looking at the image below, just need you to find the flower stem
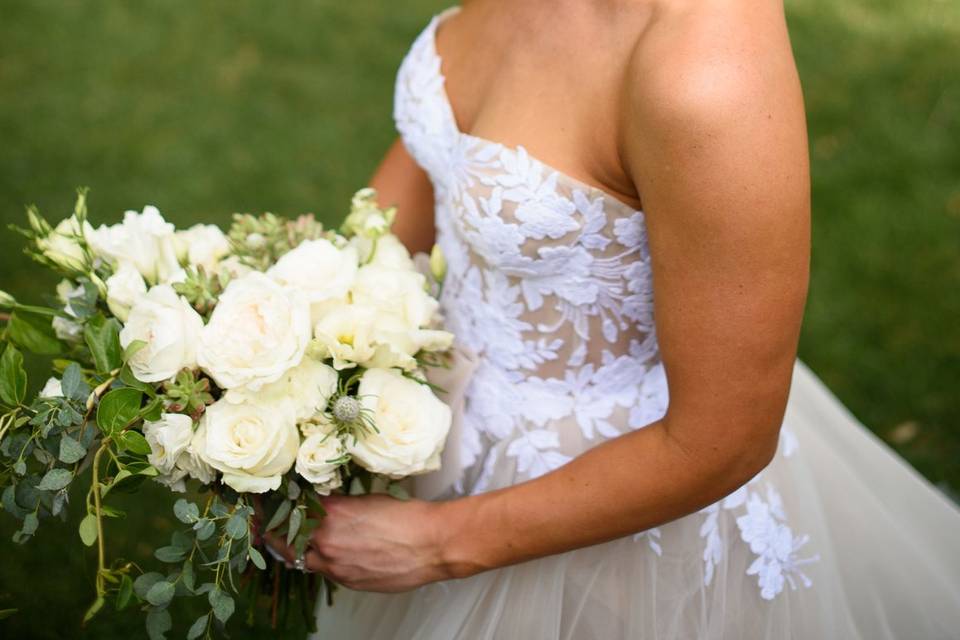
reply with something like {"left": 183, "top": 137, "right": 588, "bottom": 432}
{"left": 91, "top": 440, "right": 110, "bottom": 595}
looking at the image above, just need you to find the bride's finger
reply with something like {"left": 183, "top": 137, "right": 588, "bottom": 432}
{"left": 261, "top": 529, "right": 296, "bottom": 567}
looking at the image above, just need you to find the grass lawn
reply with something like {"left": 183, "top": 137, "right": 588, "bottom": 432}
{"left": 0, "top": 0, "right": 958, "bottom": 637}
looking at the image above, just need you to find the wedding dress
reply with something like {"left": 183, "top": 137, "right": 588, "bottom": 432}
{"left": 313, "top": 8, "right": 960, "bottom": 639}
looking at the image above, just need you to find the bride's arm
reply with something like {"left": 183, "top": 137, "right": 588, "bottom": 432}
{"left": 433, "top": 5, "right": 810, "bottom": 579}
{"left": 268, "top": 5, "right": 810, "bottom": 592}
{"left": 368, "top": 137, "right": 436, "bottom": 254}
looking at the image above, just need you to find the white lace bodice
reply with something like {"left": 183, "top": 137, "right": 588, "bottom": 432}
{"left": 394, "top": 7, "right": 818, "bottom": 602}
{"left": 395, "top": 8, "right": 668, "bottom": 479}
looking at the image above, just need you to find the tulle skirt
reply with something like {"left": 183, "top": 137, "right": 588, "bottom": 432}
{"left": 311, "top": 361, "right": 960, "bottom": 639}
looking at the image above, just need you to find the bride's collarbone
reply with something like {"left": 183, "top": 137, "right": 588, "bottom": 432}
{"left": 437, "top": 14, "right": 644, "bottom": 209}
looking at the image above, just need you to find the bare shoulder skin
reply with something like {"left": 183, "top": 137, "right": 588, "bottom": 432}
{"left": 269, "top": 0, "right": 811, "bottom": 592}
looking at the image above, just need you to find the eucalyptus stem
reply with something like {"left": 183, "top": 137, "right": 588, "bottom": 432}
{"left": 91, "top": 440, "right": 110, "bottom": 594}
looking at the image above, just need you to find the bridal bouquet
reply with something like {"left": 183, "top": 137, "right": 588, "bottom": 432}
{"left": 0, "top": 188, "right": 453, "bottom": 638}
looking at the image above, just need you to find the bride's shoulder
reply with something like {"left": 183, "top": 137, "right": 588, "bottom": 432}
{"left": 622, "top": 0, "right": 802, "bottom": 127}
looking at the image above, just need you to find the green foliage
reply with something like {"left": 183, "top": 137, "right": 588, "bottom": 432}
{"left": 95, "top": 388, "right": 143, "bottom": 436}
{"left": 83, "top": 315, "right": 122, "bottom": 374}
{"left": 6, "top": 311, "right": 61, "bottom": 355}
{"left": 0, "top": 345, "right": 27, "bottom": 407}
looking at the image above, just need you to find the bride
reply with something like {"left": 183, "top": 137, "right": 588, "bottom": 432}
{"left": 268, "top": 1, "right": 960, "bottom": 637}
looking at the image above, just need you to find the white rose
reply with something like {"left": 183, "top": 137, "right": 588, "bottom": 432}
{"left": 350, "top": 234, "right": 414, "bottom": 270}
{"left": 313, "top": 303, "right": 380, "bottom": 369}
{"left": 105, "top": 262, "right": 147, "bottom": 321}
{"left": 120, "top": 284, "right": 204, "bottom": 383}
{"left": 176, "top": 224, "right": 231, "bottom": 272}
{"left": 88, "top": 206, "right": 181, "bottom": 283}
{"left": 193, "top": 397, "right": 300, "bottom": 493}
{"left": 295, "top": 432, "right": 344, "bottom": 495}
{"left": 143, "top": 413, "right": 194, "bottom": 475}
{"left": 347, "top": 368, "right": 451, "bottom": 478}
{"left": 39, "top": 377, "right": 63, "bottom": 398}
{"left": 37, "top": 215, "right": 94, "bottom": 272}
{"left": 351, "top": 265, "right": 438, "bottom": 329}
{"left": 225, "top": 356, "right": 338, "bottom": 422}
{"left": 197, "top": 272, "right": 311, "bottom": 391}
{"left": 267, "top": 239, "right": 358, "bottom": 316}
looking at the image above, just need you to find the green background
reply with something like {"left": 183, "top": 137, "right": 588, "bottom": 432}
{"left": 1, "top": 0, "right": 958, "bottom": 637}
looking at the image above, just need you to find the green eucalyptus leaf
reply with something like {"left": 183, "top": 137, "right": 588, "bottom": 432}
{"left": 83, "top": 315, "right": 122, "bottom": 373}
{"left": 7, "top": 311, "right": 61, "bottom": 355}
{"left": 174, "top": 499, "right": 200, "bottom": 524}
{"left": 194, "top": 519, "right": 215, "bottom": 541}
{"left": 37, "top": 467, "right": 72, "bottom": 491}
{"left": 96, "top": 388, "right": 142, "bottom": 435}
{"left": 58, "top": 434, "right": 86, "bottom": 464}
{"left": 133, "top": 572, "right": 164, "bottom": 599}
{"left": 145, "top": 607, "right": 172, "bottom": 640}
{"left": 60, "top": 363, "right": 84, "bottom": 400}
{"left": 0, "top": 344, "right": 27, "bottom": 407}
{"left": 248, "top": 546, "right": 266, "bottom": 570}
{"left": 209, "top": 589, "right": 235, "bottom": 624}
{"left": 79, "top": 513, "right": 98, "bottom": 546}
{"left": 21, "top": 512, "right": 39, "bottom": 536}
{"left": 145, "top": 580, "right": 176, "bottom": 607}
{"left": 181, "top": 560, "right": 196, "bottom": 592}
{"left": 226, "top": 513, "right": 248, "bottom": 540}
{"left": 154, "top": 546, "right": 187, "bottom": 563}
{"left": 265, "top": 499, "right": 291, "bottom": 532}
{"left": 186, "top": 614, "right": 208, "bottom": 640}
{"left": 287, "top": 506, "right": 303, "bottom": 547}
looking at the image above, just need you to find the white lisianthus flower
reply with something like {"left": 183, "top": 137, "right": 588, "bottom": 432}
{"left": 351, "top": 265, "right": 438, "bottom": 330}
{"left": 225, "top": 356, "right": 338, "bottom": 422}
{"left": 313, "top": 303, "right": 380, "bottom": 370}
{"left": 88, "top": 206, "right": 181, "bottom": 283}
{"left": 119, "top": 284, "right": 204, "bottom": 383}
{"left": 295, "top": 432, "right": 344, "bottom": 495}
{"left": 39, "top": 377, "right": 63, "bottom": 398}
{"left": 175, "top": 223, "right": 231, "bottom": 272}
{"left": 105, "top": 262, "right": 147, "bottom": 321}
{"left": 267, "top": 238, "right": 358, "bottom": 314}
{"left": 347, "top": 368, "right": 451, "bottom": 478}
{"left": 37, "top": 215, "right": 94, "bottom": 272}
{"left": 350, "top": 233, "right": 414, "bottom": 270}
{"left": 197, "top": 272, "right": 311, "bottom": 391}
{"left": 193, "top": 397, "right": 300, "bottom": 493}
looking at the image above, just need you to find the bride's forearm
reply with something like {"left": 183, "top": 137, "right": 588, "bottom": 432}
{"left": 434, "top": 418, "right": 775, "bottom": 579}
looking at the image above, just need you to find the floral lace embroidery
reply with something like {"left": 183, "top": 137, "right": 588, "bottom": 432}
{"left": 394, "top": 8, "right": 817, "bottom": 602}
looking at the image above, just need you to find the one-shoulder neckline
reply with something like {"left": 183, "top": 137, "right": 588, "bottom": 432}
{"left": 427, "top": 7, "right": 644, "bottom": 217}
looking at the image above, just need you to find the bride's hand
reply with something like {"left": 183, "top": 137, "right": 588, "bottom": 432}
{"left": 261, "top": 493, "right": 457, "bottom": 593}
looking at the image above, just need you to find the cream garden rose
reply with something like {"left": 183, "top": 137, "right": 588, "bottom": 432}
{"left": 143, "top": 413, "right": 194, "bottom": 475}
{"left": 197, "top": 272, "right": 311, "bottom": 391}
{"left": 193, "top": 396, "right": 300, "bottom": 493}
{"left": 105, "top": 262, "right": 147, "bottom": 321}
{"left": 143, "top": 413, "right": 215, "bottom": 492}
{"left": 120, "top": 284, "right": 204, "bottom": 383}
{"left": 175, "top": 223, "right": 231, "bottom": 272}
{"left": 225, "top": 356, "right": 338, "bottom": 422}
{"left": 88, "top": 206, "right": 181, "bottom": 283}
{"left": 295, "top": 432, "right": 344, "bottom": 495}
{"left": 347, "top": 368, "right": 451, "bottom": 478}
{"left": 351, "top": 264, "right": 439, "bottom": 330}
{"left": 267, "top": 238, "right": 358, "bottom": 314}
